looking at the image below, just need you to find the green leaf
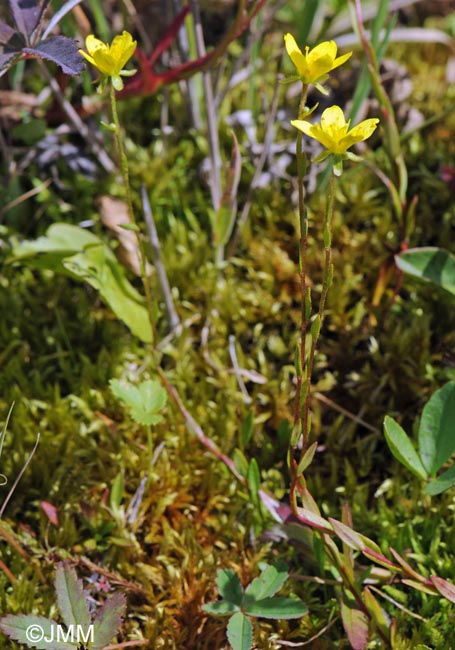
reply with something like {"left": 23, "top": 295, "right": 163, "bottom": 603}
{"left": 383, "top": 416, "right": 427, "bottom": 480}
{"left": 226, "top": 612, "right": 253, "bottom": 650}
{"left": 296, "top": 506, "right": 333, "bottom": 533}
{"left": 55, "top": 563, "right": 91, "bottom": 631}
{"left": 241, "top": 411, "right": 254, "bottom": 447}
{"left": 424, "top": 464, "right": 455, "bottom": 496}
{"left": 395, "top": 247, "right": 455, "bottom": 296}
{"left": 10, "top": 223, "right": 101, "bottom": 268}
{"left": 245, "top": 561, "right": 288, "bottom": 601}
{"left": 389, "top": 547, "right": 427, "bottom": 582}
{"left": 243, "top": 596, "right": 308, "bottom": 619}
{"left": 247, "top": 458, "right": 261, "bottom": 508}
{"left": 10, "top": 224, "right": 153, "bottom": 342}
{"left": 232, "top": 448, "right": 249, "bottom": 478}
{"left": 110, "top": 473, "right": 124, "bottom": 511}
{"left": 215, "top": 569, "right": 243, "bottom": 606}
{"left": 109, "top": 379, "right": 167, "bottom": 426}
{"left": 0, "top": 614, "right": 74, "bottom": 649}
{"left": 91, "top": 592, "right": 126, "bottom": 650}
{"left": 401, "top": 579, "right": 438, "bottom": 596}
{"left": 418, "top": 381, "right": 455, "bottom": 475}
{"left": 362, "top": 587, "right": 389, "bottom": 639}
{"left": 213, "top": 131, "right": 241, "bottom": 250}
{"left": 202, "top": 601, "right": 239, "bottom": 616}
{"left": 63, "top": 244, "right": 152, "bottom": 343}
{"left": 328, "top": 518, "right": 381, "bottom": 555}
{"left": 297, "top": 441, "right": 318, "bottom": 474}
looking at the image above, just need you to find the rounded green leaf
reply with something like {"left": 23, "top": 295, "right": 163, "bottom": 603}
{"left": 226, "top": 612, "right": 253, "bottom": 650}
{"left": 424, "top": 463, "right": 455, "bottom": 496}
{"left": 396, "top": 247, "right": 455, "bottom": 296}
{"left": 243, "top": 596, "right": 308, "bottom": 619}
{"left": 383, "top": 416, "right": 427, "bottom": 480}
{"left": 418, "top": 381, "right": 455, "bottom": 475}
{"left": 215, "top": 569, "right": 243, "bottom": 606}
{"left": 245, "top": 561, "right": 288, "bottom": 601}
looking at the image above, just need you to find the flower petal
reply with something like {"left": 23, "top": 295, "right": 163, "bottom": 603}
{"left": 79, "top": 50, "right": 96, "bottom": 66}
{"left": 284, "top": 33, "right": 308, "bottom": 79}
{"left": 110, "top": 31, "right": 137, "bottom": 71}
{"left": 331, "top": 50, "right": 352, "bottom": 71}
{"left": 307, "top": 40, "right": 337, "bottom": 65}
{"left": 292, "top": 119, "right": 336, "bottom": 152}
{"left": 321, "top": 105, "right": 348, "bottom": 140}
{"left": 290, "top": 119, "right": 313, "bottom": 137}
{"left": 340, "top": 118, "right": 379, "bottom": 150}
{"left": 85, "top": 34, "right": 105, "bottom": 56}
{"left": 309, "top": 123, "right": 338, "bottom": 151}
{"left": 91, "top": 48, "right": 118, "bottom": 75}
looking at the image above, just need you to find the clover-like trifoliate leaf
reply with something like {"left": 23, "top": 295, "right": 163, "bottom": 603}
{"left": 109, "top": 379, "right": 167, "bottom": 425}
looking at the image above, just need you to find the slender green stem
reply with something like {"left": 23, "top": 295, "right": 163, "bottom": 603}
{"left": 109, "top": 83, "right": 158, "bottom": 351}
{"left": 300, "top": 171, "right": 335, "bottom": 462}
{"left": 292, "top": 87, "right": 309, "bottom": 458}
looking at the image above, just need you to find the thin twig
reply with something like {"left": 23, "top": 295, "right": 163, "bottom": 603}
{"left": 215, "top": 0, "right": 287, "bottom": 109}
{"left": 120, "top": 0, "right": 152, "bottom": 51}
{"left": 228, "top": 335, "right": 252, "bottom": 404}
{"left": 188, "top": 0, "right": 222, "bottom": 211}
{"left": 156, "top": 368, "right": 282, "bottom": 521}
{"left": 0, "top": 522, "right": 30, "bottom": 560}
{"left": 369, "top": 585, "right": 428, "bottom": 621}
{"left": 0, "top": 433, "right": 40, "bottom": 519}
{"left": 42, "top": 0, "right": 84, "bottom": 39}
{"left": 172, "top": 0, "right": 203, "bottom": 129}
{"left": 38, "top": 62, "right": 115, "bottom": 173}
{"left": 227, "top": 57, "right": 282, "bottom": 256}
{"left": 0, "top": 558, "right": 17, "bottom": 584}
{"left": 0, "top": 179, "right": 52, "bottom": 220}
{"left": 157, "top": 367, "right": 244, "bottom": 482}
{"left": 276, "top": 616, "right": 338, "bottom": 646}
{"left": 313, "top": 392, "right": 380, "bottom": 434}
{"left": 141, "top": 185, "right": 181, "bottom": 332}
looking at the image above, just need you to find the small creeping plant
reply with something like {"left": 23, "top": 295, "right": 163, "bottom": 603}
{"left": 203, "top": 561, "right": 307, "bottom": 650}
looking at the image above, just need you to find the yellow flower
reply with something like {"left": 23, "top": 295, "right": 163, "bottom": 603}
{"left": 284, "top": 33, "right": 352, "bottom": 86}
{"left": 79, "top": 31, "right": 137, "bottom": 90}
{"left": 291, "top": 105, "right": 379, "bottom": 155}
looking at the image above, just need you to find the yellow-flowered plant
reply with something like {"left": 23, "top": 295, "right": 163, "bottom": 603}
{"left": 284, "top": 33, "right": 351, "bottom": 90}
{"left": 79, "top": 31, "right": 137, "bottom": 91}
{"left": 291, "top": 104, "right": 379, "bottom": 166}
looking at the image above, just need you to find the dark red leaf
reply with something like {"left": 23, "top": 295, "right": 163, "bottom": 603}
{"left": 9, "top": 0, "right": 50, "bottom": 40}
{"left": 23, "top": 35, "right": 84, "bottom": 75}
{"left": 0, "top": 20, "right": 18, "bottom": 44}
{"left": 148, "top": 6, "right": 189, "bottom": 67}
{"left": 120, "top": 0, "right": 267, "bottom": 99}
